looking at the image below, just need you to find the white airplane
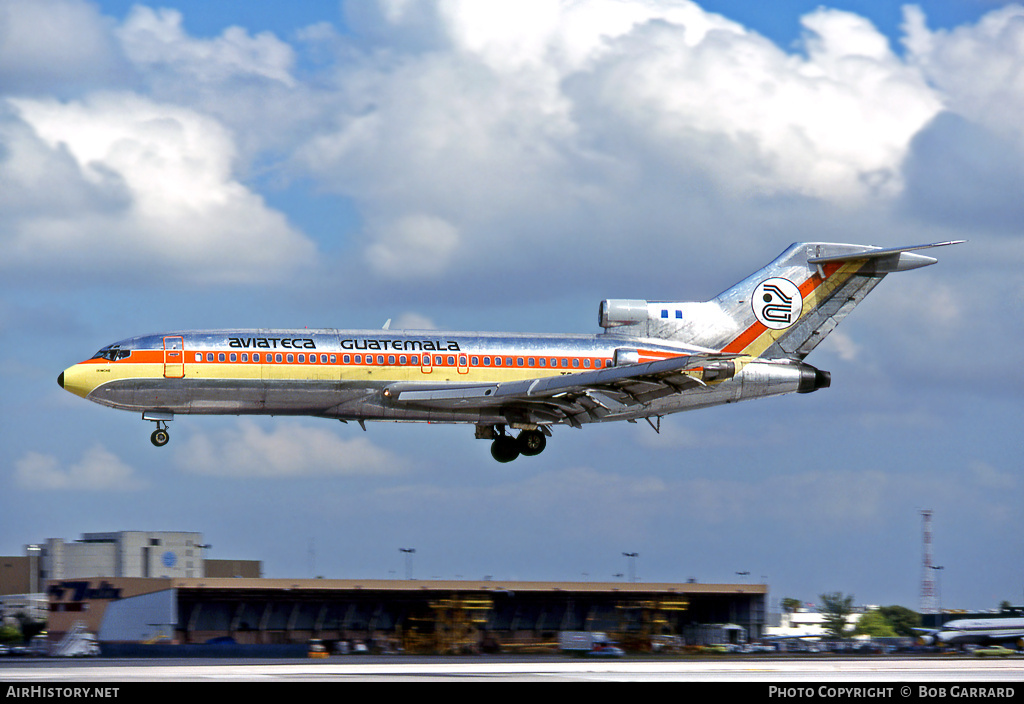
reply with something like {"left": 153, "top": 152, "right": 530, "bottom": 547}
{"left": 917, "top": 617, "right": 1024, "bottom": 649}
{"left": 58, "top": 241, "right": 961, "bottom": 462}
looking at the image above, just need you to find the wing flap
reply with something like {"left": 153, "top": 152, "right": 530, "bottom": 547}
{"left": 388, "top": 384, "right": 500, "bottom": 405}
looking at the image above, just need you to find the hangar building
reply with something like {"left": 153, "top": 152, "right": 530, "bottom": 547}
{"left": 46, "top": 576, "right": 767, "bottom": 654}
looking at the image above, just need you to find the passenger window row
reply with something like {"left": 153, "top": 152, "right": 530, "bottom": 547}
{"left": 191, "top": 352, "right": 612, "bottom": 369}
{"left": 195, "top": 352, "right": 339, "bottom": 364}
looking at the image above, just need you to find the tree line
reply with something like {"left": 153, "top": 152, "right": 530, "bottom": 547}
{"left": 782, "top": 593, "right": 921, "bottom": 639}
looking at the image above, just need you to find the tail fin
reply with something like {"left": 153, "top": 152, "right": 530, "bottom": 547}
{"left": 599, "top": 241, "right": 962, "bottom": 360}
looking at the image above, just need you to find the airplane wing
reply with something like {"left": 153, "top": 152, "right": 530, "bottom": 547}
{"left": 383, "top": 353, "right": 740, "bottom": 427}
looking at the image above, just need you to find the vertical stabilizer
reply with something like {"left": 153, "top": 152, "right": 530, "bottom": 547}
{"left": 600, "top": 241, "right": 961, "bottom": 360}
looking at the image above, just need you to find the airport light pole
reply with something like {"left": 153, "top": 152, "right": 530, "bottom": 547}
{"left": 735, "top": 571, "right": 752, "bottom": 640}
{"left": 400, "top": 548, "right": 416, "bottom": 580}
{"left": 622, "top": 552, "right": 638, "bottom": 583}
{"left": 25, "top": 545, "right": 40, "bottom": 595}
{"left": 931, "top": 565, "right": 945, "bottom": 626}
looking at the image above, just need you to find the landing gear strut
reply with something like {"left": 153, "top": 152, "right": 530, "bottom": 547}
{"left": 480, "top": 425, "right": 548, "bottom": 463}
{"left": 143, "top": 411, "right": 174, "bottom": 447}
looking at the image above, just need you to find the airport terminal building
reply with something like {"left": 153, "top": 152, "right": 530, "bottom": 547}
{"left": 45, "top": 576, "right": 767, "bottom": 654}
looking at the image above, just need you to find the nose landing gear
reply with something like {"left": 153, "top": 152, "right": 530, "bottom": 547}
{"left": 151, "top": 426, "right": 170, "bottom": 447}
{"left": 143, "top": 411, "right": 174, "bottom": 447}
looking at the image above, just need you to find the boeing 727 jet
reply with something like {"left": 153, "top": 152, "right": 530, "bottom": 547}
{"left": 58, "top": 241, "right": 960, "bottom": 462}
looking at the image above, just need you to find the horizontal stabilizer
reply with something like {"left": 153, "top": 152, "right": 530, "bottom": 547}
{"left": 806, "top": 241, "right": 965, "bottom": 272}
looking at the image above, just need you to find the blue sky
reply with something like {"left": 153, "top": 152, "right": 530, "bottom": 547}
{"left": 2, "top": 0, "right": 1022, "bottom": 613}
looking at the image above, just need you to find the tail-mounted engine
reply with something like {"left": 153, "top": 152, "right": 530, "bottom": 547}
{"left": 599, "top": 299, "right": 648, "bottom": 331}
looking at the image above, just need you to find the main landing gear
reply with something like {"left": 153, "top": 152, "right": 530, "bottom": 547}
{"left": 143, "top": 411, "right": 173, "bottom": 447}
{"left": 478, "top": 425, "right": 548, "bottom": 463}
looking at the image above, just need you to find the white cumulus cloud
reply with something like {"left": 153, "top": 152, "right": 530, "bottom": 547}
{"left": 116, "top": 6, "right": 297, "bottom": 87}
{"left": 570, "top": 6, "right": 941, "bottom": 202}
{"left": 904, "top": 4, "right": 1024, "bottom": 149}
{"left": 15, "top": 445, "right": 146, "bottom": 491}
{"left": 365, "top": 214, "right": 461, "bottom": 279}
{"left": 0, "top": 0, "right": 124, "bottom": 93}
{"left": 2, "top": 93, "right": 316, "bottom": 284}
{"left": 174, "top": 420, "right": 408, "bottom": 477}
{"left": 293, "top": 0, "right": 951, "bottom": 287}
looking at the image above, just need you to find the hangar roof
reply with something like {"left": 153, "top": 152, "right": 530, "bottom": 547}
{"left": 163, "top": 577, "right": 766, "bottom": 595}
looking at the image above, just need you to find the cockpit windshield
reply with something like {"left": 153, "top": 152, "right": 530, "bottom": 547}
{"left": 94, "top": 346, "right": 132, "bottom": 362}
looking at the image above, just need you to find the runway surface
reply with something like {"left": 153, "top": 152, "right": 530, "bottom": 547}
{"left": 2, "top": 656, "right": 1023, "bottom": 682}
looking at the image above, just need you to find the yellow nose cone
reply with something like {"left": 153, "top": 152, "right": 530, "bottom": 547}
{"left": 58, "top": 364, "right": 96, "bottom": 399}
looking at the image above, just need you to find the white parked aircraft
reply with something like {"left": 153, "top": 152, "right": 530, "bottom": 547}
{"left": 59, "top": 241, "right": 960, "bottom": 461}
{"left": 917, "top": 617, "right": 1024, "bottom": 649}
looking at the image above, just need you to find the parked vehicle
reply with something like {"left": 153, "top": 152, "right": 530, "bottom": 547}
{"left": 585, "top": 642, "right": 625, "bottom": 658}
{"left": 53, "top": 624, "right": 101, "bottom": 657}
{"left": 559, "top": 631, "right": 624, "bottom": 657}
{"left": 559, "top": 631, "right": 612, "bottom": 652}
{"left": 28, "top": 635, "right": 50, "bottom": 657}
{"left": 973, "top": 645, "right": 1015, "bottom": 657}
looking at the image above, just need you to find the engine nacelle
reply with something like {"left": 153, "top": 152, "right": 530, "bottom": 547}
{"left": 599, "top": 299, "right": 648, "bottom": 330}
{"left": 613, "top": 348, "right": 640, "bottom": 366}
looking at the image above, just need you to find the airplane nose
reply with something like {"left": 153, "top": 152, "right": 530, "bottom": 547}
{"left": 59, "top": 364, "right": 94, "bottom": 399}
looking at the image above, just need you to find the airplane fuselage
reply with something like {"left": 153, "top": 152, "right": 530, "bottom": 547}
{"left": 58, "top": 241, "right": 960, "bottom": 460}
{"left": 59, "top": 328, "right": 817, "bottom": 426}
{"left": 930, "top": 618, "right": 1024, "bottom": 648}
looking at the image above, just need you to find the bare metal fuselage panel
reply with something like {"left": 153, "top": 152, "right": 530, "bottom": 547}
{"left": 64, "top": 330, "right": 811, "bottom": 426}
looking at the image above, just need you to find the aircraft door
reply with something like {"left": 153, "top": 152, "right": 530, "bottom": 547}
{"left": 420, "top": 350, "right": 432, "bottom": 374}
{"left": 163, "top": 336, "right": 185, "bottom": 378}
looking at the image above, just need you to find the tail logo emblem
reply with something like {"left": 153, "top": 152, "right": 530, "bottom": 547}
{"left": 753, "top": 278, "right": 802, "bottom": 329}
